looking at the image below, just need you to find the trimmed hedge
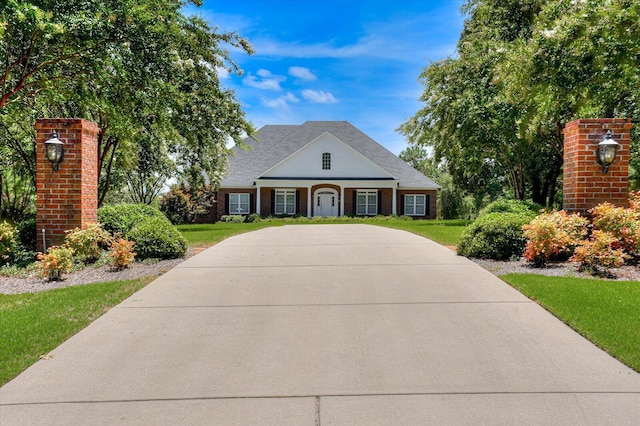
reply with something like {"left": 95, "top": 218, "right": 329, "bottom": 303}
{"left": 479, "top": 199, "right": 542, "bottom": 216}
{"left": 98, "top": 204, "right": 167, "bottom": 236}
{"left": 98, "top": 203, "right": 187, "bottom": 260}
{"left": 457, "top": 211, "right": 535, "bottom": 260}
{"left": 127, "top": 217, "right": 187, "bottom": 260}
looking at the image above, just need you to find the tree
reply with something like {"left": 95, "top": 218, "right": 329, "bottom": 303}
{"left": 400, "top": 0, "right": 551, "bottom": 204}
{"left": 401, "top": 0, "right": 640, "bottom": 207}
{"left": 126, "top": 133, "right": 176, "bottom": 205}
{"left": 399, "top": 144, "right": 498, "bottom": 219}
{"left": 1, "top": 0, "right": 255, "bottom": 208}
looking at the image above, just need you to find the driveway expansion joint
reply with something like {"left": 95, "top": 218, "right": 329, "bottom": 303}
{"left": 4, "top": 391, "right": 640, "bottom": 408}
{"left": 116, "top": 300, "right": 534, "bottom": 310}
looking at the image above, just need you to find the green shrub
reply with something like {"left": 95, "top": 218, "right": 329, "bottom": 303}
{"left": 244, "top": 213, "right": 262, "bottom": 223}
{"left": 16, "top": 216, "right": 36, "bottom": 252}
{"left": 220, "top": 214, "right": 245, "bottom": 223}
{"left": 127, "top": 217, "right": 187, "bottom": 260}
{"left": 159, "top": 184, "right": 215, "bottom": 225}
{"left": 0, "top": 221, "right": 19, "bottom": 266}
{"left": 159, "top": 186, "right": 193, "bottom": 225}
{"left": 64, "top": 223, "right": 112, "bottom": 264}
{"left": 98, "top": 203, "right": 167, "bottom": 236}
{"left": 479, "top": 199, "right": 542, "bottom": 217}
{"left": 457, "top": 211, "right": 535, "bottom": 260}
{"left": 0, "top": 218, "right": 37, "bottom": 267}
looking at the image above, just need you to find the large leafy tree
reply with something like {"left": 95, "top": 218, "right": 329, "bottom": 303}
{"left": 402, "top": 0, "right": 640, "bottom": 206}
{"left": 400, "top": 0, "right": 548, "bottom": 203}
{"left": 0, "top": 0, "right": 254, "bottom": 213}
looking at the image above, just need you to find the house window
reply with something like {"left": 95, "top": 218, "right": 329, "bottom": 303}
{"left": 322, "top": 152, "right": 331, "bottom": 170}
{"left": 404, "top": 194, "right": 426, "bottom": 216}
{"left": 229, "top": 193, "right": 250, "bottom": 214}
{"left": 275, "top": 189, "right": 296, "bottom": 215}
{"left": 356, "top": 190, "right": 377, "bottom": 215}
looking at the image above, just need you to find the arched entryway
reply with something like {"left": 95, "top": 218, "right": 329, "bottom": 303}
{"left": 313, "top": 188, "right": 339, "bottom": 217}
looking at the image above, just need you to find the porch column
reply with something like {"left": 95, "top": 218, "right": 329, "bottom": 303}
{"left": 340, "top": 186, "right": 345, "bottom": 216}
{"left": 392, "top": 186, "right": 397, "bottom": 215}
{"left": 307, "top": 185, "right": 312, "bottom": 218}
{"left": 255, "top": 183, "right": 261, "bottom": 215}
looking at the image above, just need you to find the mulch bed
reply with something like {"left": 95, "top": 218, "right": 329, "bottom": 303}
{"left": 472, "top": 258, "right": 640, "bottom": 281}
{"left": 0, "top": 247, "right": 201, "bottom": 295}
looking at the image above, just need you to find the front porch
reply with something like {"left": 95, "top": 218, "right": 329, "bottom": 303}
{"left": 217, "top": 179, "right": 436, "bottom": 220}
{"left": 257, "top": 179, "right": 398, "bottom": 218}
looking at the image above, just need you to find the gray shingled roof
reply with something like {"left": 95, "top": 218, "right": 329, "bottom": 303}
{"left": 221, "top": 121, "right": 440, "bottom": 189}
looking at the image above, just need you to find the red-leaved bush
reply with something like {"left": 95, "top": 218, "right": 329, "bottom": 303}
{"left": 590, "top": 202, "right": 640, "bottom": 255}
{"left": 522, "top": 193, "right": 640, "bottom": 273}
{"left": 109, "top": 238, "right": 136, "bottom": 270}
{"left": 571, "top": 230, "right": 629, "bottom": 272}
{"left": 522, "top": 210, "right": 588, "bottom": 266}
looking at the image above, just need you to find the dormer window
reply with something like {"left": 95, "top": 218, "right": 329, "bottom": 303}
{"left": 322, "top": 152, "right": 331, "bottom": 170}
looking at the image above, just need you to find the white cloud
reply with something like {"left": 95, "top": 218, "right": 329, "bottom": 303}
{"left": 247, "top": 9, "right": 462, "bottom": 63}
{"left": 288, "top": 66, "right": 317, "bottom": 80}
{"left": 263, "top": 92, "right": 299, "bottom": 109}
{"left": 243, "top": 69, "right": 286, "bottom": 90}
{"left": 301, "top": 90, "right": 338, "bottom": 104}
{"left": 216, "top": 67, "right": 231, "bottom": 80}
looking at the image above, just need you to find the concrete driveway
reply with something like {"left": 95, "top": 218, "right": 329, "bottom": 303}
{"left": 1, "top": 224, "right": 639, "bottom": 425}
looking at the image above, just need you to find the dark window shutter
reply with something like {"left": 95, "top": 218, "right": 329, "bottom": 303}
{"left": 400, "top": 194, "right": 405, "bottom": 215}
{"left": 250, "top": 193, "right": 254, "bottom": 214}
{"left": 377, "top": 190, "right": 382, "bottom": 215}
{"left": 425, "top": 194, "right": 430, "bottom": 217}
{"left": 270, "top": 190, "right": 275, "bottom": 215}
{"left": 225, "top": 193, "right": 229, "bottom": 215}
{"left": 352, "top": 191, "right": 357, "bottom": 215}
{"left": 296, "top": 190, "right": 301, "bottom": 215}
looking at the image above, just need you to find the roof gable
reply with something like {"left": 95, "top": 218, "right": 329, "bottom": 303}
{"left": 260, "top": 131, "right": 394, "bottom": 179}
{"left": 221, "top": 121, "right": 440, "bottom": 189}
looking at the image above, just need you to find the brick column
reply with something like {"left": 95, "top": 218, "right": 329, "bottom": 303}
{"left": 36, "top": 119, "right": 99, "bottom": 252}
{"left": 563, "top": 118, "right": 631, "bottom": 215}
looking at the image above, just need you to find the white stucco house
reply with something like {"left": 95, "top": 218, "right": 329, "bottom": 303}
{"left": 215, "top": 121, "right": 440, "bottom": 220}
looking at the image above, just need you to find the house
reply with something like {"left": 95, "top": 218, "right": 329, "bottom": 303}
{"left": 215, "top": 121, "right": 440, "bottom": 220}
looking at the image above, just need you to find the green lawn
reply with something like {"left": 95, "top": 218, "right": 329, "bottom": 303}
{"left": 502, "top": 273, "right": 640, "bottom": 372}
{"left": 177, "top": 222, "right": 281, "bottom": 246}
{"left": 0, "top": 276, "right": 154, "bottom": 386}
{"left": 371, "top": 219, "right": 470, "bottom": 246}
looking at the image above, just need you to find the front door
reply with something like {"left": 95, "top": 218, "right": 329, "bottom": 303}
{"left": 318, "top": 191, "right": 338, "bottom": 217}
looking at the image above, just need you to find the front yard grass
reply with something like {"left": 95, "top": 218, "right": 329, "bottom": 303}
{"left": 371, "top": 218, "right": 470, "bottom": 246}
{"left": 177, "top": 222, "right": 281, "bottom": 246}
{"left": 501, "top": 273, "right": 640, "bottom": 372}
{"left": 0, "top": 276, "right": 154, "bottom": 386}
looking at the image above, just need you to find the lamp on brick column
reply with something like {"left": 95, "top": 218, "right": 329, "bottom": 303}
{"left": 597, "top": 130, "right": 619, "bottom": 174}
{"left": 45, "top": 131, "right": 64, "bottom": 171}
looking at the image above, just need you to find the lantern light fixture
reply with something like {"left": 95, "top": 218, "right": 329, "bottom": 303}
{"left": 597, "top": 130, "right": 619, "bottom": 174}
{"left": 44, "top": 131, "right": 64, "bottom": 171}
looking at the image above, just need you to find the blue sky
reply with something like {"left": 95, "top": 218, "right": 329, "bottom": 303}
{"left": 186, "top": 0, "right": 466, "bottom": 155}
